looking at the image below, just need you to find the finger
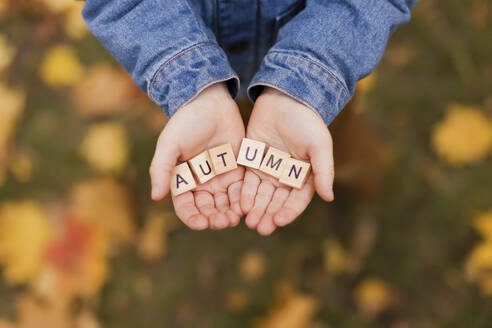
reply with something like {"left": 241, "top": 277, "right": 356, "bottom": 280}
{"left": 172, "top": 192, "right": 208, "bottom": 230}
{"left": 240, "top": 170, "right": 260, "bottom": 213}
{"left": 149, "top": 133, "right": 180, "bottom": 201}
{"left": 309, "top": 138, "right": 335, "bottom": 202}
{"left": 257, "top": 188, "right": 289, "bottom": 236}
{"left": 195, "top": 190, "right": 228, "bottom": 229}
{"left": 245, "top": 182, "right": 275, "bottom": 229}
{"left": 214, "top": 191, "right": 229, "bottom": 212}
{"left": 227, "top": 181, "right": 243, "bottom": 226}
{"left": 273, "top": 176, "right": 315, "bottom": 227}
{"left": 228, "top": 180, "right": 243, "bottom": 216}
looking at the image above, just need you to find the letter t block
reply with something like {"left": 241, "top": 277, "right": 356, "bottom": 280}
{"left": 170, "top": 162, "right": 197, "bottom": 196}
{"left": 208, "top": 143, "right": 238, "bottom": 175}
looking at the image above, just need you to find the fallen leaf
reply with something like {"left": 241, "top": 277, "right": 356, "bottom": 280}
{"left": 353, "top": 278, "right": 395, "bottom": 318}
{"left": 68, "top": 178, "right": 135, "bottom": 244}
{"left": 238, "top": 250, "right": 266, "bottom": 282}
{"left": 9, "top": 151, "right": 32, "bottom": 183}
{"left": 224, "top": 289, "right": 248, "bottom": 311}
{"left": 323, "top": 238, "right": 348, "bottom": 275}
{"left": 80, "top": 122, "right": 129, "bottom": 174}
{"left": 72, "top": 66, "right": 138, "bottom": 118}
{"left": 0, "top": 83, "right": 25, "bottom": 162}
{"left": 0, "top": 201, "right": 51, "bottom": 285}
{"left": 473, "top": 210, "right": 492, "bottom": 241}
{"left": 138, "top": 212, "right": 167, "bottom": 261}
{"left": 39, "top": 45, "right": 84, "bottom": 88}
{"left": 64, "top": 2, "right": 87, "bottom": 39}
{"left": 0, "top": 34, "right": 16, "bottom": 72}
{"left": 432, "top": 104, "right": 492, "bottom": 165}
{"left": 254, "top": 281, "right": 318, "bottom": 328}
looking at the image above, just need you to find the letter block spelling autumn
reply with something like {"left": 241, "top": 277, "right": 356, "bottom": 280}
{"left": 279, "top": 158, "right": 311, "bottom": 189}
{"left": 170, "top": 162, "right": 197, "bottom": 196}
{"left": 188, "top": 150, "right": 216, "bottom": 184}
{"left": 236, "top": 138, "right": 266, "bottom": 169}
{"left": 259, "top": 146, "right": 290, "bottom": 178}
{"left": 208, "top": 143, "right": 238, "bottom": 175}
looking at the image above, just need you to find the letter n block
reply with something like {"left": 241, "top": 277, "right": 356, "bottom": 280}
{"left": 279, "top": 158, "right": 311, "bottom": 189}
{"left": 236, "top": 138, "right": 266, "bottom": 169}
{"left": 170, "top": 162, "right": 196, "bottom": 196}
{"left": 208, "top": 143, "right": 237, "bottom": 175}
{"left": 188, "top": 150, "right": 216, "bottom": 184}
{"left": 259, "top": 147, "right": 290, "bottom": 178}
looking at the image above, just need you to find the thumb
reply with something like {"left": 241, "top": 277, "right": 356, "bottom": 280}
{"left": 149, "top": 132, "right": 181, "bottom": 201}
{"left": 309, "top": 139, "right": 335, "bottom": 202}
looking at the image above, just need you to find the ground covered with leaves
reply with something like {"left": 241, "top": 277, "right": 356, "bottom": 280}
{"left": 1, "top": 0, "right": 491, "bottom": 327}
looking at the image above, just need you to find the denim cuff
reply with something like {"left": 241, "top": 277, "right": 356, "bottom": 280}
{"left": 149, "top": 43, "right": 240, "bottom": 117}
{"left": 248, "top": 51, "right": 351, "bottom": 125}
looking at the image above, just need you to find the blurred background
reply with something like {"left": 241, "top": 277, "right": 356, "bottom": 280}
{"left": 1, "top": 0, "right": 492, "bottom": 327}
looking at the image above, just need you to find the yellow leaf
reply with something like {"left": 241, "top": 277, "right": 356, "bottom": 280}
{"left": 0, "top": 34, "right": 16, "bottom": 72}
{"left": 74, "top": 310, "right": 101, "bottom": 328}
{"left": 0, "top": 201, "right": 51, "bottom": 285}
{"left": 68, "top": 178, "right": 135, "bottom": 244}
{"left": 138, "top": 212, "right": 167, "bottom": 261}
{"left": 465, "top": 241, "right": 492, "bottom": 281}
{"left": 72, "top": 66, "right": 137, "bottom": 118}
{"left": 254, "top": 282, "right": 318, "bottom": 328}
{"left": 9, "top": 151, "right": 33, "bottom": 183}
{"left": 353, "top": 278, "right": 395, "bottom": 317}
{"left": 357, "top": 72, "right": 377, "bottom": 95}
{"left": 432, "top": 104, "right": 492, "bottom": 165}
{"left": 473, "top": 211, "right": 492, "bottom": 241}
{"left": 238, "top": 250, "right": 266, "bottom": 282}
{"left": 39, "top": 45, "right": 84, "bottom": 88}
{"left": 0, "top": 83, "right": 25, "bottom": 161}
{"left": 39, "top": 0, "right": 74, "bottom": 13}
{"left": 323, "top": 238, "right": 348, "bottom": 275}
{"left": 80, "top": 122, "right": 129, "bottom": 174}
{"left": 64, "top": 2, "right": 87, "bottom": 39}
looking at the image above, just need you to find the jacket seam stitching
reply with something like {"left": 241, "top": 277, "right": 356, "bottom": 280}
{"left": 267, "top": 50, "right": 350, "bottom": 100}
{"left": 148, "top": 42, "right": 218, "bottom": 99}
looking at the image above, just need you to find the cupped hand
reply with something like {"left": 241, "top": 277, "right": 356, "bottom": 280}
{"left": 240, "top": 87, "right": 335, "bottom": 235}
{"left": 150, "top": 83, "right": 245, "bottom": 230}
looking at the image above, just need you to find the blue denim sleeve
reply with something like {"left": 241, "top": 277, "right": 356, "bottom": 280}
{"left": 82, "top": 0, "right": 239, "bottom": 117}
{"left": 248, "top": 0, "right": 418, "bottom": 125}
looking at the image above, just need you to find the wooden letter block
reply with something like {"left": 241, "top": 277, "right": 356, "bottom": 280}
{"left": 208, "top": 143, "right": 237, "bottom": 175}
{"left": 188, "top": 150, "right": 216, "bottom": 184}
{"left": 236, "top": 138, "right": 266, "bottom": 169}
{"left": 170, "top": 162, "right": 196, "bottom": 196}
{"left": 279, "top": 158, "right": 311, "bottom": 189}
{"left": 259, "top": 147, "right": 290, "bottom": 178}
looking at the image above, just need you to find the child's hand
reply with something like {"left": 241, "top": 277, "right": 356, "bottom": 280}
{"left": 241, "top": 87, "right": 335, "bottom": 235}
{"left": 150, "top": 83, "right": 245, "bottom": 230}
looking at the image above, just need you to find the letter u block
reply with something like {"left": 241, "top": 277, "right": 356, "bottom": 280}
{"left": 208, "top": 143, "right": 238, "bottom": 175}
{"left": 188, "top": 150, "right": 216, "bottom": 184}
{"left": 279, "top": 158, "right": 311, "bottom": 189}
{"left": 259, "top": 147, "right": 290, "bottom": 178}
{"left": 170, "top": 162, "right": 196, "bottom": 196}
{"left": 236, "top": 138, "right": 266, "bottom": 169}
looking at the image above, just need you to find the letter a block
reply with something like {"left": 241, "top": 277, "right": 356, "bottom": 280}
{"left": 188, "top": 150, "right": 216, "bottom": 184}
{"left": 170, "top": 162, "right": 196, "bottom": 196}
{"left": 279, "top": 158, "right": 311, "bottom": 189}
{"left": 208, "top": 143, "right": 237, "bottom": 175}
{"left": 236, "top": 138, "right": 266, "bottom": 169}
{"left": 259, "top": 147, "right": 290, "bottom": 178}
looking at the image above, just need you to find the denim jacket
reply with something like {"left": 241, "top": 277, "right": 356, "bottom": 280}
{"left": 82, "top": 0, "right": 417, "bottom": 125}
